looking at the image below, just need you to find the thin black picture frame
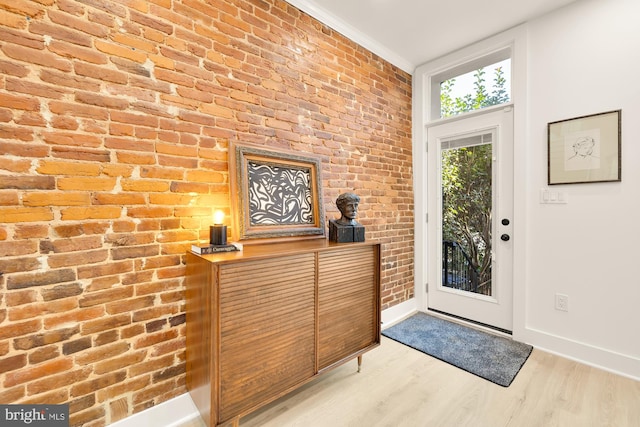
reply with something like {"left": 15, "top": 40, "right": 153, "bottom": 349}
{"left": 548, "top": 110, "right": 621, "bottom": 185}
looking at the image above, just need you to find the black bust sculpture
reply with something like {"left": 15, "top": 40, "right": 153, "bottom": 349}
{"left": 329, "top": 192, "right": 365, "bottom": 243}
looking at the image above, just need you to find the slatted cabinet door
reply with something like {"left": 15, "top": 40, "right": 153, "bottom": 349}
{"left": 317, "top": 245, "right": 380, "bottom": 370}
{"left": 217, "top": 252, "right": 316, "bottom": 423}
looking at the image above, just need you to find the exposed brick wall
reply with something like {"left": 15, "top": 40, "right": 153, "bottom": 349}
{"left": 0, "top": 0, "right": 413, "bottom": 425}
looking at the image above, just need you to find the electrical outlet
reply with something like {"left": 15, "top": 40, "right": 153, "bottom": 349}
{"left": 555, "top": 294, "right": 569, "bottom": 312}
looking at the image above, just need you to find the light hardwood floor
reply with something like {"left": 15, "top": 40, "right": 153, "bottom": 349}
{"left": 182, "top": 337, "right": 640, "bottom": 427}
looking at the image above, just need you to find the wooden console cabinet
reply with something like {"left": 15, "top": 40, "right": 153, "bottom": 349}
{"left": 186, "top": 240, "right": 381, "bottom": 427}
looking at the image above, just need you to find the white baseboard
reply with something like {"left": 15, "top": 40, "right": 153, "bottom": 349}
{"left": 109, "top": 393, "right": 200, "bottom": 427}
{"left": 381, "top": 298, "right": 417, "bottom": 330}
{"left": 522, "top": 326, "right": 640, "bottom": 381}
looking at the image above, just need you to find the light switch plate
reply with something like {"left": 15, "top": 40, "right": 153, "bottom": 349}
{"left": 540, "top": 189, "right": 568, "bottom": 204}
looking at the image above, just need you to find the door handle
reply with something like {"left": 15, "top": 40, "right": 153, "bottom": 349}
{"left": 500, "top": 234, "right": 510, "bottom": 241}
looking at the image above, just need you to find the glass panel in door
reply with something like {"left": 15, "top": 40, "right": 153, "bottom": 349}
{"left": 441, "top": 133, "right": 493, "bottom": 297}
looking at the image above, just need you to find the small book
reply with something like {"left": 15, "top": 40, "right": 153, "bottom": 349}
{"left": 191, "top": 244, "right": 241, "bottom": 254}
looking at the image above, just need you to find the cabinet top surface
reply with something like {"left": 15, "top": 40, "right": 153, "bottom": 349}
{"left": 189, "top": 239, "right": 380, "bottom": 264}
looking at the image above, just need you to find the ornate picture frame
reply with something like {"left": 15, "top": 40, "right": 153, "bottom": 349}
{"left": 548, "top": 110, "right": 621, "bottom": 185}
{"left": 229, "top": 142, "right": 326, "bottom": 242}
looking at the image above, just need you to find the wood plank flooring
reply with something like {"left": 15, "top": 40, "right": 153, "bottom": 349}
{"left": 181, "top": 336, "right": 640, "bottom": 427}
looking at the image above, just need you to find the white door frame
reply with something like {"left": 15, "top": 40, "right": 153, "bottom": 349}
{"left": 412, "top": 25, "right": 528, "bottom": 339}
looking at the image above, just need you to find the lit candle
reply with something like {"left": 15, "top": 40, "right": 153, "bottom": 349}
{"left": 209, "top": 210, "right": 227, "bottom": 245}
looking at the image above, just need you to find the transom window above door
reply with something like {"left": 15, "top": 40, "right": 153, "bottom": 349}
{"left": 430, "top": 49, "right": 511, "bottom": 120}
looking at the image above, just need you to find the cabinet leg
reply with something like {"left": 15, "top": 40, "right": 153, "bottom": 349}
{"left": 231, "top": 417, "right": 240, "bottom": 427}
{"left": 357, "top": 355, "right": 362, "bottom": 373}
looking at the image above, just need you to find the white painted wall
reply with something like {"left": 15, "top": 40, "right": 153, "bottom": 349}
{"left": 520, "top": 0, "right": 640, "bottom": 378}
{"left": 413, "top": 0, "right": 639, "bottom": 379}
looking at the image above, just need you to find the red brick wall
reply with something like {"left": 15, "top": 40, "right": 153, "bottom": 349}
{"left": 0, "top": 0, "right": 413, "bottom": 425}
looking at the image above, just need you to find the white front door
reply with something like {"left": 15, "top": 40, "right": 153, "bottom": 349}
{"left": 427, "top": 107, "right": 514, "bottom": 331}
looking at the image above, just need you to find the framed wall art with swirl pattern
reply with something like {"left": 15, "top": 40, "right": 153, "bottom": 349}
{"left": 229, "top": 142, "right": 326, "bottom": 243}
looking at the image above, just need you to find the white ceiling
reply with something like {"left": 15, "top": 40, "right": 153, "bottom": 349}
{"left": 285, "top": 0, "right": 577, "bottom": 72}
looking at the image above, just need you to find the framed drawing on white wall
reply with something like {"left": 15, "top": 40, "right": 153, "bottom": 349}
{"left": 548, "top": 110, "right": 621, "bottom": 185}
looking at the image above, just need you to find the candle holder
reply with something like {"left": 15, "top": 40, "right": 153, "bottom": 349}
{"left": 209, "top": 224, "right": 227, "bottom": 246}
